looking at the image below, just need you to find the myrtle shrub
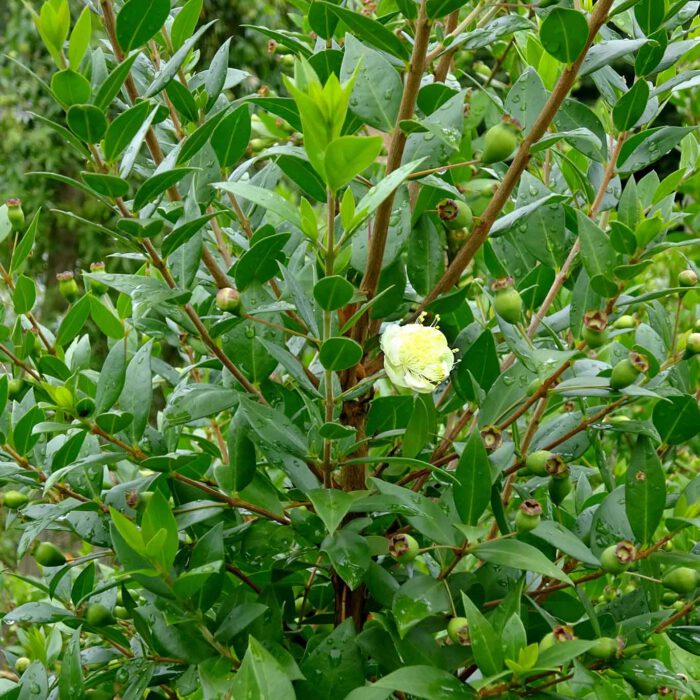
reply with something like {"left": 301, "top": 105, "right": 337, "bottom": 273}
{"left": 0, "top": 1, "right": 699, "bottom": 698}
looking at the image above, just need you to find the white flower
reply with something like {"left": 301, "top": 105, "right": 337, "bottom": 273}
{"left": 380, "top": 320, "right": 455, "bottom": 394}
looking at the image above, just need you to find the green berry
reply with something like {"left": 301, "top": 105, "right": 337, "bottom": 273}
{"left": 582, "top": 310, "right": 608, "bottom": 348}
{"left": 515, "top": 499, "right": 542, "bottom": 533}
{"left": 14, "top": 656, "right": 31, "bottom": 673}
{"left": 600, "top": 541, "right": 636, "bottom": 574}
{"left": 612, "top": 314, "right": 636, "bottom": 330}
{"left": 678, "top": 269, "right": 698, "bottom": 288}
{"left": 85, "top": 603, "right": 114, "bottom": 626}
{"left": 88, "top": 261, "right": 109, "bottom": 295}
{"left": 216, "top": 287, "right": 242, "bottom": 314}
{"left": 662, "top": 567, "right": 699, "bottom": 595}
{"left": 57, "top": 271, "right": 79, "bottom": 303}
{"left": 2, "top": 490, "right": 29, "bottom": 509}
{"left": 481, "top": 122, "right": 518, "bottom": 164}
{"left": 610, "top": 352, "right": 648, "bottom": 390}
{"left": 388, "top": 533, "right": 419, "bottom": 563}
{"left": 114, "top": 605, "right": 130, "bottom": 620}
{"left": 437, "top": 198, "right": 473, "bottom": 231}
{"left": 492, "top": 277, "right": 522, "bottom": 324}
{"left": 6, "top": 198, "right": 25, "bottom": 231}
{"left": 33, "top": 541, "right": 67, "bottom": 567}
{"left": 684, "top": 332, "right": 700, "bottom": 358}
{"left": 525, "top": 450, "right": 552, "bottom": 476}
{"left": 446, "top": 617, "right": 470, "bottom": 645}
{"left": 588, "top": 636, "right": 619, "bottom": 659}
{"left": 548, "top": 475, "right": 571, "bottom": 505}
{"left": 8, "top": 377, "right": 24, "bottom": 399}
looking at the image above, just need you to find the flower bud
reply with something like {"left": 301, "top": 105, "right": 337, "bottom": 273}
{"left": 678, "top": 269, "right": 698, "bottom": 288}
{"left": 600, "top": 540, "right": 636, "bottom": 574}
{"left": 446, "top": 617, "right": 470, "bottom": 646}
{"left": 515, "top": 499, "right": 542, "bottom": 533}
{"left": 436, "top": 198, "right": 473, "bottom": 231}
{"left": 492, "top": 277, "right": 522, "bottom": 324}
{"left": 216, "top": 287, "right": 242, "bottom": 314}
{"left": 88, "top": 261, "right": 108, "bottom": 295}
{"left": 582, "top": 310, "right": 608, "bottom": 348}
{"left": 388, "top": 533, "right": 419, "bottom": 563}
{"left": 610, "top": 352, "right": 648, "bottom": 390}
{"left": 6, "top": 198, "right": 25, "bottom": 231}
{"left": 56, "top": 271, "right": 79, "bottom": 302}
{"left": 380, "top": 320, "right": 455, "bottom": 394}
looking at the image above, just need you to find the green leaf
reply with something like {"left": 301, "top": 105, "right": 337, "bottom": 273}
{"left": 321, "top": 530, "right": 371, "bottom": 590}
{"left": 577, "top": 211, "right": 617, "bottom": 283}
{"left": 308, "top": 1, "right": 340, "bottom": 40}
{"left": 133, "top": 168, "right": 195, "bottom": 211}
{"left": 58, "top": 627, "right": 83, "bottom": 698}
{"left": 580, "top": 38, "right": 650, "bottom": 77}
{"left": 625, "top": 436, "right": 666, "bottom": 545}
{"left": 171, "top": 0, "right": 203, "bottom": 49}
{"left": 12, "top": 275, "right": 36, "bottom": 314}
{"left": 426, "top": 0, "right": 465, "bottom": 19}
{"left": 239, "top": 396, "right": 308, "bottom": 459}
{"left": 177, "top": 108, "right": 230, "bottom": 164}
{"left": 10, "top": 211, "right": 40, "bottom": 273}
{"left": 319, "top": 337, "right": 363, "bottom": 371}
{"left": 104, "top": 101, "right": 153, "bottom": 162}
{"left": 164, "top": 384, "right": 239, "bottom": 426}
{"left": 461, "top": 592, "right": 504, "bottom": 677}
{"left": 407, "top": 215, "right": 444, "bottom": 296}
{"left": 51, "top": 69, "right": 91, "bottom": 106}
{"left": 474, "top": 540, "right": 573, "bottom": 585}
{"left": 142, "top": 489, "right": 178, "bottom": 569}
{"left": 231, "top": 637, "right": 296, "bottom": 700}
{"left": 531, "top": 520, "right": 600, "bottom": 567}
{"left": 652, "top": 394, "right": 700, "bottom": 445}
{"left": 324, "top": 136, "right": 383, "bottom": 192}
{"left": 95, "top": 341, "right": 127, "bottom": 415}
{"left": 162, "top": 213, "right": 222, "bottom": 257}
{"left": 590, "top": 486, "right": 635, "bottom": 557}
{"left": 308, "top": 489, "right": 366, "bottom": 536}
{"left": 56, "top": 295, "right": 91, "bottom": 347}
{"left": 454, "top": 433, "right": 491, "bottom": 526}
{"left": 540, "top": 8, "right": 589, "bottom": 64}
{"left": 211, "top": 105, "right": 251, "bottom": 167}
{"left": 80, "top": 172, "right": 129, "bottom": 198}
{"left": 119, "top": 340, "right": 153, "bottom": 442}
{"left": 392, "top": 574, "right": 450, "bottom": 637}
{"left": 89, "top": 295, "right": 124, "bottom": 339}
{"left": 119, "top": 106, "right": 160, "bottom": 178}
{"left": 634, "top": 0, "right": 666, "bottom": 36}
{"left": 204, "top": 37, "right": 231, "bottom": 111}
{"left": 374, "top": 666, "right": 474, "bottom": 698}
{"left": 68, "top": 6, "right": 91, "bottom": 70}
{"left": 315, "top": 2, "right": 410, "bottom": 60}
{"left": 314, "top": 275, "right": 354, "bottom": 311}
{"left": 234, "top": 232, "right": 290, "bottom": 290}
{"left": 214, "top": 181, "right": 301, "bottom": 228}
{"left": 66, "top": 104, "right": 107, "bottom": 144}
{"left": 166, "top": 79, "right": 200, "bottom": 122}
{"left": 116, "top": 0, "right": 170, "bottom": 52}
{"left": 613, "top": 80, "right": 650, "bottom": 132}
{"left": 618, "top": 126, "right": 693, "bottom": 174}
{"left": 94, "top": 53, "right": 139, "bottom": 111}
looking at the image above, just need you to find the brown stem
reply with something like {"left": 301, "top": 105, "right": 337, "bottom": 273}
{"left": 414, "top": 0, "right": 616, "bottom": 315}
{"left": 0, "top": 343, "right": 41, "bottom": 381}
{"left": 225, "top": 562, "right": 262, "bottom": 593}
{"left": 433, "top": 10, "right": 459, "bottom": 82}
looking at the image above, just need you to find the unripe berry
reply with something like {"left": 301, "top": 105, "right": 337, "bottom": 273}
{"left": 525, "top": 450, "right": 552, "bottom": 476}
{"left": 215, "top": 287, "right": 242, "bottom": 314}
{"left": 481, "top": 122, "right": 518, "bottom": 164}
{"left": 515, "top": 499, "right": 542, "bottom": 533}
{"left": 684, "top": 332, "right": 700, "bottom": 358}
{"left": 678, "top": 269, "right": 698, "bottom": 288}
{"left": 33, "top": 541, "right": 67, "bottom": 567}
{"left": 388, "top": 533, "right": 419, "bottom": 563}
{"left": 582, "top": 310, "right": 608, "bottom": 349}
{"left": 56, "top": 271, "right": 79, "bottom": 303}
{"left": 588, "top": 636, "right": 620, "bottom": 659}
{"left": 446, "top": 617, "right": 470, "bottom": 645}
{"left": 436, "top": 198, "right": 473, "bottom": 231}
{"left": 612, "top": 314, "right": 636, "bottom": 330}
{"left": 6, "top": 198, "right": 25, "bottom": 231}
{"left": 114, "top": 605, "right": 130, "bottom": 620}
{"left": 14, "top": 657, "right": 31, "bottom": 674}
{"left": 662, "top": 567, "right": 699, "bottom": 595}
{"left": 88, "top": 261, "right": 109, "bottom": 295}
{"left": 610, "top": 352, "right": 648, "bottom": 390}
{"left": 2, "top": 490, "right": 29, "bottom": 509}
{"left": 8, "top": 377, "right": 24, "bottom": 399}
{"left": 492, "top": 277, "right": 522, "bottom": 324}
{"left": 600, "top": 541, "right": 636, "bottom": 574}
{"left": 548, "top": 475, "right": 571, "bottom": 505}
{"left": 85, "top": 603, "right": 114, "bottom": 626}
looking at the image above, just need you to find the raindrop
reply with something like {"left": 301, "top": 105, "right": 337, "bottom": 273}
{"left": 529, "top": 186, "right": 538, "bottom": 196}
{"left": 511, "top": 94, "right": 520, "bottom": 103}
{"left": 424, "top": 133, "right": 435, "bottom": 142}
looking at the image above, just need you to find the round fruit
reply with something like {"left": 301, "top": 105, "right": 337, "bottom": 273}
{"left": 582, "top": 310, "right": 608, "bottom": 348}
{"left": 684, "top": 332, "right": 700, "bottom": 357}
{"left": 610, "top": 352, "right": 648, "bottom": 390}
{"left": 85, "top": 603, "right": 114, "bottom": 626}
{"left": 678, "top": 269, "right": 698, "bottom": 288}
{"left": 662, "top": 567, "right": 699, "bottom": 595}
{"left": 56, "top": 271, "right": 79, "bottom": 302}
{"left": 14, "top": 656, "right": 31, "bottom": 673}
{"left": 492, "top": 277, "right": 522, "bottom": 324}
{"left": 515, "top": 499, "right": 542, "bottom": 533}
{"left": 436, "top": 198, "right": 473, "bottom": 231}
{"left": 6, "top": 198, "right": 25, "bottom": 231}
{"left": 8, "top": 378, "right": 24, "bottom": 399}
{"left": 548, "top": 475, "right": 571, "bottom": 505}
{"left": 216, "top": 287, "right": 242, "bottom": 314}
{"left": 446, "top": 617, "right": 470, "bottom": 645}
{"left": 588, "top": 636, "right": 619, "bottom": 659}
{"left": 600, "top": 541, "right": 636, "bottom": 574}
{"left": 525, "top": 450, "right": 552, "bottom": 476}
{"left": 2, "top": 490, "right": 29, "bottom": 509}
{"left": 388, "top": 533, "right": 419, "bottom": 563}
{"left": 114, "top": 605, "right": 130, "bottom": 620}
{"left": 481, "top": 122, "right": 518, "bottom": 164}
{"left": 613, "top": 314, "right": 636, "bottom": 330}
{"left": 88, "top": 261, "right": 108, "bottom": 295}
{"left": 33, "top": 541, "right": 67, "bottom": 567}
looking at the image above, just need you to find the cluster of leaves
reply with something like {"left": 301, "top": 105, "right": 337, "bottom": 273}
{"left": 0, "top": 0, "right": 699, "bottom": 698}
